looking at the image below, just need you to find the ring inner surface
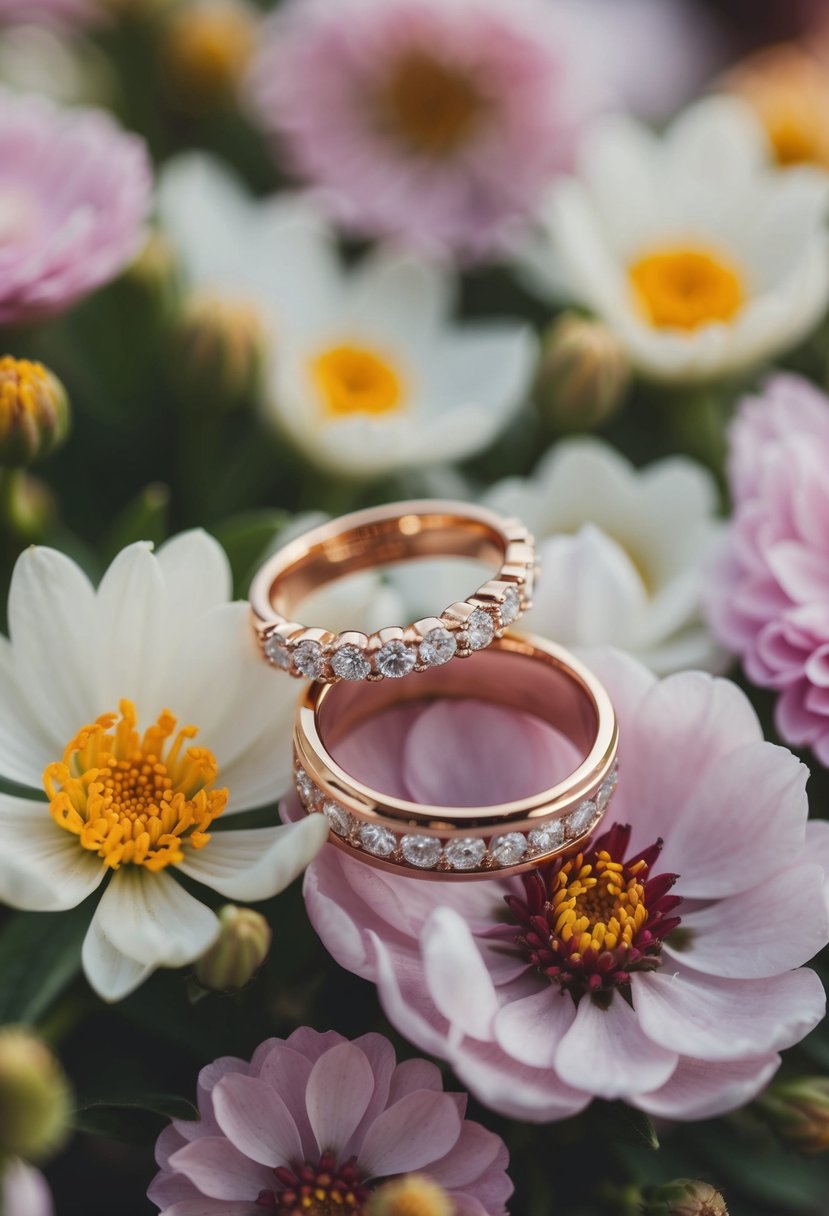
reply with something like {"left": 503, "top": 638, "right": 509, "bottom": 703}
{"left": 271, "top": 513, "right": 505, "bottom": 616}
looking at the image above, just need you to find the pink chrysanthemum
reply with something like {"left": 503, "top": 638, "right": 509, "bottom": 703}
{"left": 247, "top": 0, "right": 596, "bottom": 259}
{"left": 706, "top": 375, "right": 829, "bottom": 765}
{"left": 294, "top": 652, "right": 829, "bottom": 1122}
{"left": 148, "top": 1027, "right": 512, "bottom": 1215}
{"left": 0, "top": 90, "right": 151, "bottom": 326}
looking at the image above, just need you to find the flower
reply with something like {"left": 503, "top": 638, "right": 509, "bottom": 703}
{"left": 0, "top": 356, "right": 70, "bottom": 467}
{"left": 0, "top": 89, "right": 152, "bottom": 326}
{"left": 757, "top": 1075, "right": 829, "bottom": 1152}
{"left": 161, "top": 0, "right": 257, "bottom": 113}
{"left": 724, "top": 43, "right": 829, "bottom": 169}
{"left": 533, "top": 314, "right": 631, "bottom": 431}
{"left": 158, "top": 155, "right": 536, "bottom": 477}
{"left": 0, "top": 0, "right": 98, "bottom": 28}
{"left": 524, "top": 96, "right": 829, "bottom": 383}
{"left": 1, "top": 1159, "right": 54, "bottom": 1216}
{"left": 296, "top": 651, "right": 829, "bottom": 1121}
{"left": 0, "top": 1027, "right": 71, "bottom": 1160}
{"left": 148, "top": 1027, "right": 512, "bottom": 1214}
{"left": 246, "top": 0, "right": 597, "bottom": 260}
{"left": 705, "top": 374, "right": 829, "bottom": 764}
{"left": 192, "top": 904, "right": 272, "bottom": 993}
{"left": 0, "top": 531, "right": 328, "bottom": 1002}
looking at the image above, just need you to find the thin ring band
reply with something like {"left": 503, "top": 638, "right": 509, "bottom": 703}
{"left": 291, "top": 634, "right": 619, "bottom": 880}
{"left": 249, "top": 500, "right": 535, "bottom": 683}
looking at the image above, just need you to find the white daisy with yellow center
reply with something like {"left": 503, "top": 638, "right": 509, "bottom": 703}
{"left": 158, "top": 153, "right": 536, "bottom": 476}
{"left": 525, "top": 95, "right": 829, "bottom": 383}
{"left": 0, "top": 532, "right": 328, "bottom": 1002}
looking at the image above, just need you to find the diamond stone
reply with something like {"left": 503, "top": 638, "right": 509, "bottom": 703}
{"left": 264, "top": 634, "right": 292, "bottom": 670}
{"left": 597, "top": 769, "right": 618, "bottom": 812}
{"left": 359, "top": 823, "right": 396, "bottom": 857}
{"left": 376, "top": 640, "right": 416, "bottom": 679}
{"left": 331, "top": 644, "right": 371, "bottom": 681}
{"left": 444, "top": 837, "right": 486, "bottom": 871}
{"left": 419, "top": 627, "right": 457, "bottom": 667}
{"left": 295, "top": 767, "right": 315, "bottom": 804}
{"left": 499, "top": 586, "right": 521, "bottom": 626}
{"left": 323, "top": 800, "right": 351, "bottom": 837}
{"left": 466, "top": 608, "right": 495, "bottom": 650}
{"left": 566, "top": 800, "right": 596, "bottom": 838}
{"left": 528, "top": 819, "right": 565, "bottom": 853}
{"left": 491, "top": 833, "right": 527, "bottom": 867}
{"left": 400, "top": 834, "right": 442, "bottom": 868}
{"left": 294, "top": 639, "right": 326, "bottom": 679}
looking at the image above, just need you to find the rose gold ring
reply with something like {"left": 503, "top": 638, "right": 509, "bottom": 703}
{"left": 292, "top": 634, "right": 619, "bottom": 880}
{"left": 249, "top": 500, "right": 535, "bottom": 683}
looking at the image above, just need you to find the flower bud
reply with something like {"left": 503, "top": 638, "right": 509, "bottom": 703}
{"left": 122, "top": 231, "right": 180, "bottom": 322}
{"left": 0, "top": 357, "right": 70, "bottom": 468}
{"left": 533, "top": 313, "right": 630, "bottom": 432}
{"left": 170, "top": 293, "right": 266, "bottom": 412}
{"left": 758, "top": 1075, "right": 829, "bottom": 1152}
{"left": 193, "top": 905, "right": 272, "bottom": 992}
{"left": 366, "top": 1174, "right": 454, "bottom": 1216}
{"left": 641, "top": 1179, "right": 729, "bottom": 1216}
{"left": 162, "top": 0, "right": 257, "bottom": 112}
{"left": 4, "top": 473, "right": 57, "bottom": 542}
{"left": 0, "top": 1028, "right": 71, "bottom": 1161}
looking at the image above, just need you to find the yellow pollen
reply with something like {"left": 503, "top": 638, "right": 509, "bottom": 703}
{"left": 377, "top": 49, "right": 489, "bottom": 157}
{"left": 366, "top": 1173, "right": 453, "bottom": 1216}
{"left": 549, "top": 850, "right": 648, "bottom": 956}
{"left": 44, "top": 700, "right": 227, "bottom": 872}
{"left": 311, "top": 344, "right": 404, "bottom": 418}
{"left": 629, "top": 245, "right": 745, "bottom": 331}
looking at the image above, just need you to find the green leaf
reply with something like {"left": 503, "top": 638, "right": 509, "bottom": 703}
{"left": 0, "top": 903, "right": 89, "bottom": 1024}
{"left": 73, "top": 1091, "right": 198, "bottom": 1144}
{"left": 594, "top": 1101, "right": 660, "bottom": 1151}
{"left": 210, "top": 509, "right": 290, "bottom": 596}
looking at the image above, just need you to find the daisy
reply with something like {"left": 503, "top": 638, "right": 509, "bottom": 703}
{"left": 0, "top": 532, "right": 327, "bottom": 1002}
{"left": 525, "top": 95, "right": 829, "bottom": 383}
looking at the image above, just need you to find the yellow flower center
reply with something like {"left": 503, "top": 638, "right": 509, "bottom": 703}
{"left": 376, "top": 49, "right": 489, "bottom": 157}
{"left": 163, "top": 0, "right": 255, "bottom": 108}
{"left": 311, "top": 344, "right": 405, "bottom": 418}
{"left": 629, "top": 245, "right": 745, "bottom": 331}
{"left": 727, "top": 46, "right": 829, "bottom": 168}
{"left": 367, "top": 1174, "right": 453, "bottom": 1216}
{"left": 44, "top": 700, "right": 227, "bottom": 872}
{"left": 549, "top": 849, "right": 649, "bottom": 958}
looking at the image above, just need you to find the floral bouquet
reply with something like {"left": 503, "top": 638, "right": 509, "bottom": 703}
{"left": 1, "top": 1, "right": 829, "bottom": 1214}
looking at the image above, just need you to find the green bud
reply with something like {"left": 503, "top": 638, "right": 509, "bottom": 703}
{"left": 193, "top": 905, "right": 272, "bottom": 992}
{"left": 641, "top": 1179, "right": 729, "bottom": 1216}
{"left": 758, "top": 1075, "right": 829, "bottom": 1152}
{"left": 3, "top": 472, "right": 57, "bottom": 542}
{"left": 0, "top": 1028, "right": 71, "bottom": 1162}
{"left": 170, "top": 293, "right": 266, "bottom": 412}
{"left": 0, "top": 357, "right": 70, "bottom": 468}
{"left": 366, "top": 1174, "right": 454, "bottom": 1216}
{"left": 534, "top": 313, "right": 631, "bottom": 432}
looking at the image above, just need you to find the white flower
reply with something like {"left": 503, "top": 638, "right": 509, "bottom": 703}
{"left": 525, "top": 95, "right": 829, "bottom": 383}
{"left": 0, "top": 531, "right": 327, "bottom": 1002}
{"left": 158, "top": 153, "right": 537, "bottom": 477}
{"left": 1, "top": 1159, "right": 53, "bottom": 1216}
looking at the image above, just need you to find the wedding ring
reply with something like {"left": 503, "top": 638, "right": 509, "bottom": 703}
{"left": 291, "top": 634, "right": 619, "bottom": 880}
{"left": 249, "top": 500, "right": 535, "bottom": 683}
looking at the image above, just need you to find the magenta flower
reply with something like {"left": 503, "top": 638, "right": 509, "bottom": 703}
{"left": 149, "top": 1027, "right": 512, "bottom": 1214}
{"left": 295, "top": 652, "right": 829, "bottom": 1122}
{"left": 706, "top": 375, "right": 829, "bottom": 765}
{"left": 0, "top": 90, "right": 151, "bottom": 326}
{"left": 247, "top": 0, "right": 596, "bottom": 259}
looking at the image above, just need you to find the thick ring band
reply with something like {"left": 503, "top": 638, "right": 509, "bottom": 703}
{"left": 250, "top": 500, "right": 535, "bottom": 683}
{"left": 291, "top": 634, "right": 619, "bottom": 880}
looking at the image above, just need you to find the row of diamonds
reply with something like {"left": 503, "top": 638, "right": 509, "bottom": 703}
{"left": 262, "top": 580, "right": 530, "bottom": 682}
{"left": 295, "top": 764, "right": 618, "bottom": 874}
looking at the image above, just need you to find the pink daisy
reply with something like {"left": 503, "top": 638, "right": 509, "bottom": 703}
{"left": 294, "top": 650, "right": 829, "bottom": 1122}
{"left": 706, "top": 375, "right": 829, "bottom": 765}
{"left": 247, "top": 0, "right": 596, "bottom": 259}
{"left": 0, "top": 89, "right": 151, "bottom": 326}
{"left": 148, "top": 1027, "right": 513, "bottom": 1215}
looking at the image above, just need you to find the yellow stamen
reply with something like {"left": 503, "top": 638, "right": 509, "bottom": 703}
{"left": 549, "top": 850, "right": 648, "bottom": 956}
{"left": 367, "top": 1173, "right": 454, "bottom": 1216}
{"left": 377, "top": 49, "right": 488, "bottom": 157}
{"left": 629, "top": 245, "right": 745, "bottom": 331}
{"left": 44, "top": 700, "right": 227, "bottom": 872}
{"left": 311, "top": 344, "right": 404, "bottom": 418}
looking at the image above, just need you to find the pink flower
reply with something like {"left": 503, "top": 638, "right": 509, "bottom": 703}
{"left": 0, "top": 90, "right": 151, "bottom": 325}
{"left": 295, "top": 651, "right": 829, "bottom": 1122}
{"left": 706, "top": 374, "right": 829, "bottom": 765}
{"left": 0, "top": 0, "right": 98, "bottom": 27}
{"left": 2, "top": 1160, "right": 53, "bottom": 1216}
{"left": 148, "top": 1027, "right": 512, "bottom": 1215}
{"left": 247, "top": 0, "right": 597, "bottom": 259}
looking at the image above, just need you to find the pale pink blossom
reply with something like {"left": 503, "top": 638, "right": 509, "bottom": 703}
{"left": 0, "top": 89, "right": 151, "bottom": 325}
{"left": 2, "top": 1159, "right": 54, "bottom": 1216}
{"left": 148, "top": 1027, "right": 512, "bottom": 1215}
{"left": 295, "top": 651, "right": 829, "bottom": 1122}
{"left": 706, "top": 375, "right": 829, "bottom": 765}
{"left": 0, "top": 0, "right": 98, "bottom": 27}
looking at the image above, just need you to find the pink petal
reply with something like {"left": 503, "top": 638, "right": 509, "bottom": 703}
{"left": 555, "top": 996, "right": 677, "bottom": 1100}
{"left": 421, "top": 907, "right": 500, "bottom": 1041}
{"left": 305, "top": 1042, "right": 375, "bottom": 1156}
{"left": 358, "top": 1090, "right": 461, "bottom": 1177}
{"left": 212, "top": 1075, "right": 303, "bottom": 1168}
{"left": 426, "top": 1120, "right": 506, "bottom": 1190}
{"left": 343, "top": 1033, "right": 397, "bottom": 1158}
{"left": 330, "top": 702, "right": 423, "bottom": 797}
{"left": 255, "top": 1045, "right": 314, "bottom": 1153}
{"left": 493, "top": 985, "right": 576, "bottom": 1070}
{"left": 168, "top": 1138, "right": 274, "bottom": 1201}
{"left": 370, "top": 931, "right": 456, "bottom": 1059}
{"left": 302, "top": 861, "right": 374, "bottom": 978}
{"left": 387, "top": 1058, "right": 444, "bottom": 1105}
{"left": 284, "top": 1027, "right": 348, "bottom": 1064}
{"left": 767, "top": 542, "right": 829, "bottom": 603}
{"left": 165, "top": 1204, "right": 259, "bottom": 1216}
{"left": 634, "top": 965, "right": 824, "bottom": 1060}
{"left": 635, "top": 1053, "right": 781, "bottom": 1121}
{"left": 448, "top": 1036, "right": 590, "bottom": 1124}
{"left": 155, "top": 1124, "right": 189, "bottom": 1169}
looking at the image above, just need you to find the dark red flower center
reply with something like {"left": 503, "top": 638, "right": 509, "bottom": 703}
{"left": 256, "top": 1151, "right": 371, "bottom": 1215}
{"left": 506, "top": 823, "right": 682, "bottom": 1000}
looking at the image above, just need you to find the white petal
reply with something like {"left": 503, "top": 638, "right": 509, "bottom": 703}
{"left": 93, "top": 542, "right": 167, "bottom": 718}
{"left": 155, "top": 530, "right": 232, "bottom": 625}
{"left": 177, "top": 819, "right": 328, "bottom": 902}
{"left": 555, "top": 995, "right": 677, "bottom": 1099}
{"left": 0, "top": 797, "right": 105, "bottom": 911}
{"left": 93, "top": 868, "right": 219, "bottom": 968}
{"left": 82, "top": 906, "right": 155, "bottom": 1003}
{"left": 0, "top": 636, "right": 56, "bottom": 788}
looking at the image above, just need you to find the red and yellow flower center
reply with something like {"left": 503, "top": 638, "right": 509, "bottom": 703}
{"left": 507, "top": 823, "right": 682, "bottom": 999}
{"left": 629, "top": 245, "right": 745, "bottom": 331}
{"left": 44, "top": 699, "right": 227, "bottom": 872}
{"left": 312, "top": 344, "right": 405, "bottom": 419}
{"left": 256, "top": 1153, "right": 371, "bottom": 1214}
{"left": 377, "top": 49, "right": 489, "bottom": 157}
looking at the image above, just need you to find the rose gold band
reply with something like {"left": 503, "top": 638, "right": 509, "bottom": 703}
{"left": 249, "top": 500, "right": 535, "bottom": 683}
{"left": 292, "top": 634, "right": 619, "bottom": 880}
